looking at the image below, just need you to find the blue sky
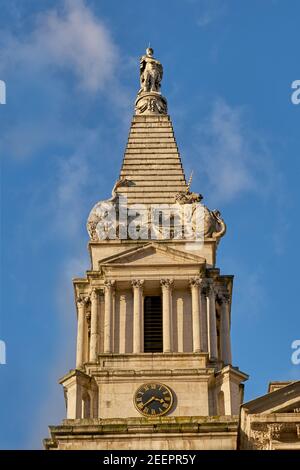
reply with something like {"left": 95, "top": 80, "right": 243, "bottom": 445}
{"left": 0, "top": 0, "right": 299, "bottom": 449}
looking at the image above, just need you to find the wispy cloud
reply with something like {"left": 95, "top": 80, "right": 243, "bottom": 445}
{"left": 0, "top": 0, "right": 131, "bottom": 160}
{"left": 196, "top": 0, "right": 226, "bottom": 28}
{"left": 53, "top": 131, "right": 98, "bottom": 239}
{"left": 191, "top": 98, "right": 279, "bottom": 205}
{"left": 0, "top": 0, "right": 118, "bottom": 92}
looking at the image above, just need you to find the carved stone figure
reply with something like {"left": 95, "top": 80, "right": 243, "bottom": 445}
{"left": 174, "top": 188, "right": 226, "bottom": 241}
{"left": 139, "top": 47, "right": 163, "bottom": 93}
{"left": 86, "top": 178, "right": 131, "bottom": 241}
{"left": 209, "top": 209, "right": 227, "bottom": 239}
{"left": 135, "top": 47, "right": 167, "bottom": 115}
{"left": 175, "top": 191, "right": 203, "bottom": 204}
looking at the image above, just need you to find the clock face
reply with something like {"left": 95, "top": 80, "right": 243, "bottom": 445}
{"left": 134, "top": 383, "right": 173, "bottom": 417}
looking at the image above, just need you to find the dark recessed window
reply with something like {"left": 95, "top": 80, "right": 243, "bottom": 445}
{"left": 144, "top": 296, "right": 163, "bottom": 353}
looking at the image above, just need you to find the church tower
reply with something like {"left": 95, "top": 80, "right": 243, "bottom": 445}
{"left": 45, "top": 48, "right": 248, "bottom": 450}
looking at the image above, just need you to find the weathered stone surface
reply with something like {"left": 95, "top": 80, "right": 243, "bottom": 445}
{"left": 44, "top": 416, "right": 239, "bottom": 450}
{"left": 239, "top": 381, "right": 300, "bottom": 450}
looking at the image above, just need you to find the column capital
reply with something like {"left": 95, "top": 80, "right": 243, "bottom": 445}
{"left": 160, "top": 278, "right": 174, "bottom": 289}
{"left": 131, "top": 279, "right": 144, "bottom": 289}
{"left": 218, "top": 291, "right": 230, "bottom": 304}
{"left": 104, "top": 279, "right": 115, "bottom": 290}
{"left": 76, "top": 295, "right": 90, "bottom": 307}
{"left": 206, "top": 279, "right": 216, "bottom": 297}
{"left": 90, "top": 287, "right": 101, "bottom": 301}
{"left": 216, "top": 284, "right": 230, "bottom": 303}
{"left": 189, "top": 277, "right": 204, "bottom": 288}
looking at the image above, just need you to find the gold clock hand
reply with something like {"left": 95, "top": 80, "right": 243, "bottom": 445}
{"left": 142, "top": 396, "right": 156, "bottom": 408}
{"left": 154, "top": 398, "right": 164, "bottom": 404}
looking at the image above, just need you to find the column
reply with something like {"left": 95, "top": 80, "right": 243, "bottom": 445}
{"left": 189, "top": 277, "right": 201, "bottom": 353}
{"left": 90, "top": 288, "right": 100, "bottom": 362}
{"left": 104, "top": 280, "right": 115, "bottom": 353}
{"left": 119, "top": 294, "right": 127, "bottom": 354}
{"left": 220, "top": 292, "right": 232, "bottom": 365}
{"left": 206, "top": 281, "right": 218, "bottom": 360}
{"left": 200, "top": 284, "right": 208, "bottom": 352}
{"left": 76, "top": 296, "right": 87, "bottom": 369}
{"left": 161, "top": 279, "right": 173, "bottom": 353}
{"left": 99, "top": 293, "right": 105, "bottom": 353}
{"left": 132, "top": 280, "right": 144, "bottom": 353}
{"left": 177, "top": 297, "right": 184, "bottom": 353}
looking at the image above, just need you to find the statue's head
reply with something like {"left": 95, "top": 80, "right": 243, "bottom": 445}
{"left": 146, "top": 47, "right": 154, "bottom": 57}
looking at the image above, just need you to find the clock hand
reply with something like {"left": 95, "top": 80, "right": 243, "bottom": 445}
{"left": 153, "top": 398, "right": 164, "bottom": 404}
{"left": 142, "top": 396, "right": 156, "bottom": 408}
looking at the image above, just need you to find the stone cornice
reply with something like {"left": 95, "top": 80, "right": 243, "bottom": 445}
{"left": 215, "top": 365, "right": 249, "bottom": 384}
{"left": 44, "top": 416, "right": 239, "bottom": 449}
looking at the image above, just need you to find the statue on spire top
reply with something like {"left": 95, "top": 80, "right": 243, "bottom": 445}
{"left": 139, "top": 47, "right": 163, "bottom": 94}
{"left": 135, "top": 47, "right": 167, "bottom": 115}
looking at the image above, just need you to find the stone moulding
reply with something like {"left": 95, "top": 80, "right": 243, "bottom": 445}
{"left": 44, "top": 416, "right": 239, "bottom": 449}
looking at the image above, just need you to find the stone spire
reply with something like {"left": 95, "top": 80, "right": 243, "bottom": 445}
{"left": 116, "top": 47, "right": 187, "bottom": 205}
{"left": 86, "top": 47, "right": 226, "bottom": 242}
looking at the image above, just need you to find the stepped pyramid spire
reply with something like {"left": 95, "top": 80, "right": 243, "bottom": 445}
{"left": 116, "top": 47, "right": 188, "bottom": 205}
{"left": 86, "top": 47, "right": 225, "bottom": 243}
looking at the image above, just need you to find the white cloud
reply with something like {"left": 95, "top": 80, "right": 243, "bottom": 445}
{"left": 0, "top": 0, "right": 132, "bottom": 161}
{"left": 54, "top": 145, "right": 90, "bottom": 238}
{"left": 1, "top": 0, "right": 118, "bottom": 92}
{"left": 191, "top": 98, "right": 276, "bottom": 205}
{"left": 196, "top": 0, "right": 226, "bottom": 28}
